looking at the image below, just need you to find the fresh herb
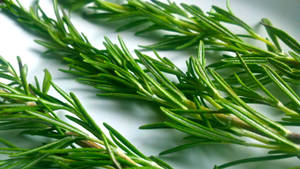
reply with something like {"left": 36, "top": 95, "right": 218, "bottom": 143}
{"left": 80, "top": 0, "right": 300, "bottom": 83}
{"left": 1, "top": 0, "right": 300, "bottom": 168}
{"left": 63, "top": 0, "right": 300, "bottom": 124}
{"left": 69, "top": 0, "right": 300, "bottom": 131}
{"left": 0, "top": 56, "right": 169, "bottom": 169}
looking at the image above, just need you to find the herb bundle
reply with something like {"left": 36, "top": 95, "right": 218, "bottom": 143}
{"left": 1, "top": 0, "right": 300, "bottom": 168}
{"left": 0, "top": 56, "right": 169, "bottom": 169}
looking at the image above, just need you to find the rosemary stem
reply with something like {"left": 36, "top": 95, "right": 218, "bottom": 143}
{"left": 253, "top": 33, "right": 276, "bottom": 49}
{"left": 277, "top": 102, "right": 300, "bottom": 117}
{"left": 231, "top": 127, "right": 271, "bottom": 144}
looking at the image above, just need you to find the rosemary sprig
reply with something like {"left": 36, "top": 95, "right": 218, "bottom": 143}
{"left": 0, "top": 56, "right": 169, "bottom": 169}
{"left": 58, "top": 0, "right": 300, "bottom": 120}
{"left": 2, "top": 0, "right": 300, "bottom": 168}
{"left": 69, "top": 0, "right": 300, "bottom": 124}
{"left": 80, "top": 0, "right": 300, "bottom": 83}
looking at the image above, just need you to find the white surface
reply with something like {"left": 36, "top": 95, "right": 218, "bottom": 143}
{"left": 0, "top": 0, "right": 300, "bottom": 169}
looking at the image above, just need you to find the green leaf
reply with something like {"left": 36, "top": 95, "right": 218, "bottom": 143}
{"left": 139, "top": 35, "right": 194, "bottom": 50}
{"left": 116, "top": 19, "right": 148, "bottom": 32}
{"left": 50, "top": 81, "right": 75, "bottom": 106}
{"left": 139, "top": 122, "right": 170, "bottom": 129}
{"left": 221, "top": 57, "right": 268, "bottom": 65}
{"left": 159, "top": 142, "right": 199, "bottom": 155}
{"left": 261, "top": 20, "right": 300, "bottom": 54}
{"left": 261, "top": 18, "right": 282, "bottom": 51}
{"left": 289, "top": 51, "right": 300, "bottom": 63}
{"left": 161, "top": 107, "right": 243, "bottom": 143}
{"left": 42, "top": 69, "right": 52, "bottom": 94}
{"left": 19, "top": 154, "right": 48, "bottom": 169}
{"left": 0, "top": 138, "right": 17, "bottom": 148}
{"left": 70, "top": 92, "right": 104, "bottom": 140}
{"left": 11, "top": 137, "right": 74, "bottom": 157}
{"left": 219, "top": 101, "right": 297, "bottom": 148}
{"left": 127, "top": 167, "right": 159, "bottom": 169}
{"left": 40, "top": 148, "right": 105, "bottom": 154}
{"left": 197, "top": 40, "right": 206, "bottom": 66}
{"left": 263, "top": 65, "right": 300, "bottom": 107}
{"left": 104, "top": 123, "right": 148, "bottom": 160}
{"left": 217, "top": 154, "right": 295, "bottom": 169}
{"left": 102, "top": 133, "right": 122, "bottom": 169}
{"left": 26, "top": 111, "right": 87, "bottom": 137}
{"left": 149, "top": 156, "right": 174, "bottom": 169}
{"left": 17, "top": 56, "right": 30, "bottom": 95}
{"left": 212, "top": 6, "right": 253, "bottom": 35}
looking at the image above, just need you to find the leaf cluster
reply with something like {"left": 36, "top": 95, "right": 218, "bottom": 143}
{"left": 1, "top": 0, "right": 300, "bottom": 168}
{"left": 83, "top": 0, "right": 300, "bottom": 84}
{"left": 0, "top": 56, "right": 168, "bottom": 169}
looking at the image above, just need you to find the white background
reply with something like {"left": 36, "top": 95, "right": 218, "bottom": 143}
{"left": 0, "top": 0, "right": 300, "bottom": 168}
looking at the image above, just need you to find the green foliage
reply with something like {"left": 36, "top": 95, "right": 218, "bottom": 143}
{"left": 82, "top": 0, "right": 300, "bottom": 83}
{"left": 1, "top": 0, "right": 300, "bottom": 168}
{"left": 0, "top": 56, "right": 167, "bottom": 168}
